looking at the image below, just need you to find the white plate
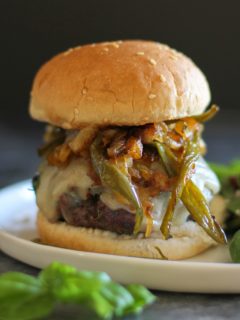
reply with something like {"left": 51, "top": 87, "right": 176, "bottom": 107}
{"left": 0, "top": 180, "right": 239, "bottom": 293}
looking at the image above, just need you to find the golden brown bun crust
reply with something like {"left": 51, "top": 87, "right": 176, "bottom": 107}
{"left": 30, "top": 40, "right": 211, "bottom": 128}
{"left": 37, "top": 211, "right": 215, "bottom": 260}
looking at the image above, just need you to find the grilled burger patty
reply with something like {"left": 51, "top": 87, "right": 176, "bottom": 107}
{"left": 57, "top": 191, "right": 135, "bottom": 235}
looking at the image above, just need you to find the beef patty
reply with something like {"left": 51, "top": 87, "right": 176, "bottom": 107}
{"left": 57, "top": 191, "right": 135, "bottom": 235}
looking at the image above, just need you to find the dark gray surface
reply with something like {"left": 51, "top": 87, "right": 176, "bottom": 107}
{"left": 0, "top": 121, "right": 240, "bottom": 319}
{"left": 2, "top": 1, "right": 240, "bottom": 130}
{"left": 0, "top": 251, "right": 240, "bottom": 320}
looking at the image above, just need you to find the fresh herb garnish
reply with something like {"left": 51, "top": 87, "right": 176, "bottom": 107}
{"left": 210, "top": 160, "right": 240, "bottom": 262}
{"left": 0, "top": 262, "right": 155, "bottom": 320}
{"left": 230, "top": 230, "right": 240, "bottom": 262}
{"left": 32, "top": 173, "right": 40, "bottom": 193}
{"left": 210, "top": 160, "right": 240, "bottom": 233}
{"left": 210, "top": 160, "right": 240, "bottom": 184}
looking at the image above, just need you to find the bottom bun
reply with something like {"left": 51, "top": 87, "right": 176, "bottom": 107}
{"left": 37, "top": 211, "right": 216, "bottom": 260}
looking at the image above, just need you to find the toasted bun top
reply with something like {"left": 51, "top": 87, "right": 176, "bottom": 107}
{"left": 29, "top": 40, "right": 211, "bottom": 128}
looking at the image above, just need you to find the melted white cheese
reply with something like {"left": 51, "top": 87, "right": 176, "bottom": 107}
{"left": 36, "top": 156, "right": 220, "bottom": 230}
{"left": 100, "top": 192, "right": 132, "bottom": 211}
{"left": 99, "top": 157, "right": 220, "bottom": 231}
{"left": 140, "top": 157, "right": 220, "bottom": 231}
{"left": 37, "top": 159, "right": 94, "bottom": 221}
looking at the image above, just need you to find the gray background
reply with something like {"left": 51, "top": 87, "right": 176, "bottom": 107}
{"left": 1, "top": 0, "right": 240, "bottom": 187}
{"left": 1, "top": 0, "right": 240, "bottom": 129}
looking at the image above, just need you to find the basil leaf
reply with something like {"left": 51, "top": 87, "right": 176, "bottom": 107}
{"left": 125, "top": 284, "right": 156, "bottom": 314}
{"left": 0, "top": 273, "right": 54, "bottom": 320}
{"left": 221, "top": 180, "right": 237, "bottom": 198}
{"left": 210, "top": 160, "right": 240, "bottom": 235}
{"left": 0, "top": 262, "right": 155, "bottom": 320}
{"left": 100, "top": 282, "right": 134, "bottom": 317}
{"left": 209, "top": 160, "right": 240, "bottom": 184}
{"left": 40, "top": 262, "right": 110, "bottom": 302}
{"left": 230, "top": 230, "right": 240, "bottom": 262}
{"left": 84, "top": 291, "right": 114, "bottom": 319}
{"left": 227, "top": 196, "right": 240, "bottom": 215}
{"left": 32, "top": 174, "right": 40, "bottom": 193}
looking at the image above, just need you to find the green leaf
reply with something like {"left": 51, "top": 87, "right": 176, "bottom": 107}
{"left": 209, "top": 160, "right": 240, "bottom": 183}
{"left": 100, "top": 282, "right": 134, "bottom": 317}
{"left": 0, "top": 262, "right": 155, "bottom": 320}
{"left": 40, "top": 262, "right": 110, "bottom": 302}
{"left": 230, "top": 230, "right": 240, "bottom": 262}
{"left": 210, "top": 159, "right": 240, "bottom": 235}
{"left": 227, "top": 196, "right": 240, "bottom": 215}
{"left": 0, "top": 273, "right": 54, "bottom": 320}
{"left": 125, "top": 284, "right": 156, "bottom": 314}
{"left": 32, "top": 174, "right": 40, "bottom": 193}
{"left": 127, "top": 284, "right": 156, "bottom": 305}
{"left": 84, "top": 291, "right": 114, "bottom": 319}
{"left": 225, "top": 217, "right": 240, "bottom": 233}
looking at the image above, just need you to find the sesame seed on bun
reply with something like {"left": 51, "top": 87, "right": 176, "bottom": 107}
{"left": 29, "top": 40, "right": 211, "bottom": 128}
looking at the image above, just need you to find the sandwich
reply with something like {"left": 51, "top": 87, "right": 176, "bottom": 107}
{"left": 29, "top": 40, "right": 226, "bottom": 260}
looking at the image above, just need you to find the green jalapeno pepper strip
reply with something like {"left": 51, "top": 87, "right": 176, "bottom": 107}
{"left": 159, "top": 136, "right": 200, "bottom": 239}
{"left": 90, "top": 135, "right": 144, "bottom": 234}
{"left": 165, "top": 105, "right": 219, "bottom": 126}
{"left": 192, "top": 105, "right": 219, "bottom": 123}
{"left": 38, "top": 134, "right": 65, "bottom": 157}
{"left": 154, "top": 133, "right": 226, "bottom": 243}
{"left": 182, "top": 180, "right": 227, "bottom": 244}
{"left": 154, "top": 142, "right": 175, "bottom": 177}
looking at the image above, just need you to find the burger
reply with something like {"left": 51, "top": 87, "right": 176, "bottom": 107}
{"left": 30, "top": 40, "right": 226, "bottom": 260}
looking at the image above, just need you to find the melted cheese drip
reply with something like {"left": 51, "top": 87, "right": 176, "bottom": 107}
{"left": 36, "top": 156, "right": 220, "bottom": 230}
{"left": 99, "top": 157, "right": 220, "bottom": 231}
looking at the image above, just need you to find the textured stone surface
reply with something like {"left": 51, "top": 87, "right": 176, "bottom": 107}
{"left": 1, "top": 251, "right": 240, "bottom": 320}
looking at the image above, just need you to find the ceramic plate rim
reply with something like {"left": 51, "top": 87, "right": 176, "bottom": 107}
{"left": 0, "top": 179, "right": 238, "bottom": 270}
{"left": 1, "top": 180, "right": 240, "bottom": 293}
